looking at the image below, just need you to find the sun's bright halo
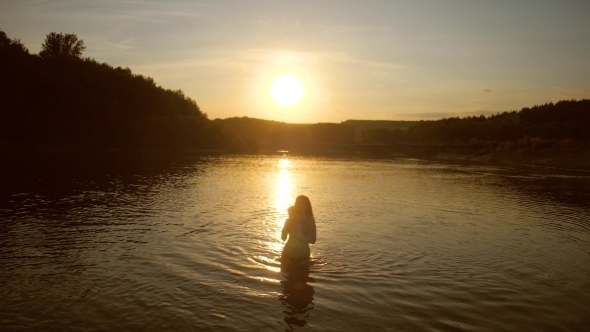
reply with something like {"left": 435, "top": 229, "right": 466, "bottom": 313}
{"left": 269, "top": 74, "right": 305, "bottom": 107}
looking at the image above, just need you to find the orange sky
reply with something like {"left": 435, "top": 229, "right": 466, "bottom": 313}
{"left": 2, "top": 0, "right": 590, "bottom": 123}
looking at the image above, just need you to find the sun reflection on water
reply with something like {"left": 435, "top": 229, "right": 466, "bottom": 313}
{"left": 270, "top": 158, "right": 293, "bottom": 253}
{"left": 278, "top": 158, "right": 291, "bottom": 169}
{"left": 275, "top": 158, "right": 293, "bottom": 213}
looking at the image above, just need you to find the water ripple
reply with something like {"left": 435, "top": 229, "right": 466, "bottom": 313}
{"left": 1, "top": 155, "right": 590, "bottom": 331}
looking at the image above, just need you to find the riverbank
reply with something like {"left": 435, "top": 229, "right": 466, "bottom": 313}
{"left": 0, "top": 140, "right": 226, "bottom": 155}
{"left": 435, "top": 147, "right": 590, "bottom": 172}
{"left": 3, "top": 140, "right": 589, "bottom": 172}
{"left": 258, "top": 141, "right": 590, "bottom": 171}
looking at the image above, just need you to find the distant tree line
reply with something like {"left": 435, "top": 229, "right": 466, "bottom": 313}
{"left": 2, "top": 29, "right": 588, "bottom": 153}
{"left": 0, "top": 29, "right": 229, "bottom": 150}
{"left": 361, "top": 101, "right": 590, "bottom": 145}
{"left": 215, "top": 99, "right": 590, "bottom": 150}
{"left": 213, "top": 117, "right": 356, "bottom": 147}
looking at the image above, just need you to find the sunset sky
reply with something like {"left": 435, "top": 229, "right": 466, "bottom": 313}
{"left": 2, "top": 0, "right": 589, "bottom": 123}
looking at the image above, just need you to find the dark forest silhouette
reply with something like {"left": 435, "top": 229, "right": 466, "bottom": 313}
{"left": 359, "top": 101, "right": 590, "bottom": 145}
{"left": 1, "top": 29, "right": 227, "bottom": 150}
{"left": 1, "top": 29, "right": 589, "bottom": 156}
{"left": 217, "top": 100, "right": 589, "bottom": 149}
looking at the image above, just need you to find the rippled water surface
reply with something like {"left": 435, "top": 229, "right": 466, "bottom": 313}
{"left": 1, "top": 154, "right": 590, "bottom": 331}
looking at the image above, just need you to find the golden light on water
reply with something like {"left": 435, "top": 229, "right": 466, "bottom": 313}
{"left": 278, "top": 158, "right": 291, "bottom": 169}
{"left": 269, "top": 158, "right": 293, "bottom": 254}
{"left": 275, "top": 158, "right": 292, "bottom": 217}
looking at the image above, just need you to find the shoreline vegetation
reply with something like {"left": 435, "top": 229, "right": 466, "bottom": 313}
{"left": 2, "top": 30, "right": 589, "bottom": 171}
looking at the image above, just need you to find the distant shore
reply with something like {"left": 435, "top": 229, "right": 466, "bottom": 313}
{"left": 258, "top": 141, "right": 590, "bottom": 171}
{"left": 3, "top": 140, "right": 589, "bottom": 172}
{"left": 434, "top": 148, "right": 590, "bottom": 172}
{"left": 0, "top": 140, "right": 226, "bottom": 155}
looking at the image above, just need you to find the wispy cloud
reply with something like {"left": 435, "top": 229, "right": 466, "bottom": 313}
{"left": 17, "top": 0, "right": 207, "bottom": 25}
{"left": 552, "top": 87, "right": 590, "bottom": 99}
{"left": 319, "top": 24, "right": 393, "bottom": 36}
{"left": 321, "top": 52, "right": 404, "bottom": 70}
{"left": 130, "top": 47, "right": 404, "bottom": 75}
{"left": 110, "top": 8, "right": 205, "bottom": 25}
{"left": 87, "top": 36, "right": 138, "bottom": 60}
{"left": 396, "top": 112, "right": 450, "bottom": 119}
{"left": 104, "top": 37, "right": 136, "bottom": 51}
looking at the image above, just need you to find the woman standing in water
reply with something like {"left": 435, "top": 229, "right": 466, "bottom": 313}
{"left": 281, "top": 195, "right": 317, "bottom": 272}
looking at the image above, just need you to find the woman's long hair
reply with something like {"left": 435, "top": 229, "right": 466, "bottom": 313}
{"left": 294, "top": 195, "right": 313, "bottom": 218}
{"left": 294, "top": 195, "right": 316, "bottom": 244}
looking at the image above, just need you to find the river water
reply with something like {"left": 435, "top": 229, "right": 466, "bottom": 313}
{"left": 1, "top": 154, "right": 589, "bottom": 331}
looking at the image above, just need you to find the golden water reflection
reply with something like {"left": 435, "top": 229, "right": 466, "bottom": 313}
{"left": 269, "top": 158, "right": 293, "bottom": 255}
{"left": 278, "top": 158, "right": 291, "bottom": 170}
{"left": 275, "top": 158, "right": 293, "bottom": 218}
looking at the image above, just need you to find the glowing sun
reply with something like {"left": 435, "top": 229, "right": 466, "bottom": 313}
{"left": 269, "top": 74, "right": 305, "bottom": 107}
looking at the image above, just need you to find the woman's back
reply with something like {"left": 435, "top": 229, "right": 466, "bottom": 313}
{"left": 281, "top": 195, "right": 317, "bottom": 269}
{"left": 282, "top": 215, "right": 312, "bottom": 260}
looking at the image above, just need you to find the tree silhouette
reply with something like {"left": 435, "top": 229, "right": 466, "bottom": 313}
{"left": 2, "top": 28, "right": 589, "bottom": 153}
{"left": 0, "top": 29, "right": 28, "bottom": 55}
{"left": 39, "top": 32, "right": 86, "bottom": 59}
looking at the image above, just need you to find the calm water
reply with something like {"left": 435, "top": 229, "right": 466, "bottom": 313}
{"left": 1, "top": 154, "right": 590, "bottom": 331}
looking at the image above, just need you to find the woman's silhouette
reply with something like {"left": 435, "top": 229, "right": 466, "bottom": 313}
{"left": 280, "top": 195, "right": 316, "bottom": 273}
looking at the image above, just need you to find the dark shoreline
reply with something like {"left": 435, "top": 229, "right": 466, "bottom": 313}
{"left": 258, "top": 142, "right": 590, "bottom": 172}
{"left": 2, "top": 141, "right": 589, "bottom": 172}
{"left": 436, "top": 149, "right": 590, "bottom": 172}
